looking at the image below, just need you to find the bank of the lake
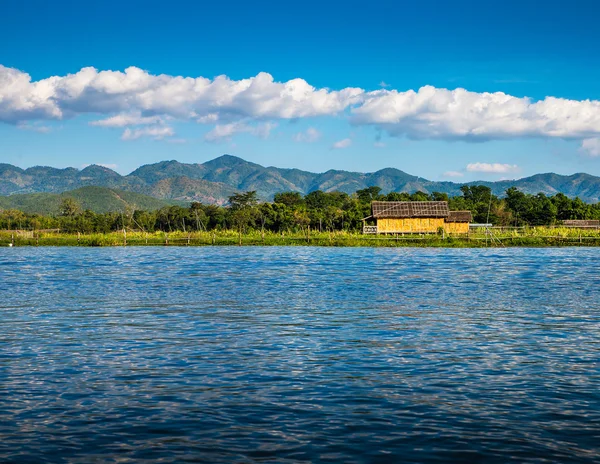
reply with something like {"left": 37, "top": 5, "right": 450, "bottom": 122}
{"left": 2, "top": 227, "right": 600, "bottom": 247}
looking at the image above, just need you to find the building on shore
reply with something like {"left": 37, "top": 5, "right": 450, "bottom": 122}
{"left": 562, "top": 220, "right": 600, "bottom": 229}
{"left": 444, "top": 210, "right": 473, "bottom": 234}
{"left": 362, "top": 201, "right": 472, "bottom": 234}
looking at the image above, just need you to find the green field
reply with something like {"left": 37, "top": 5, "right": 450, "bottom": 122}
{"left": 2, "top": 227, "right": 600, "bottom": 248}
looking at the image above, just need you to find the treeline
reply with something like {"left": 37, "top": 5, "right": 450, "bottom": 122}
{"left": 2, "top": 186, "right": 600, "bottom": 233}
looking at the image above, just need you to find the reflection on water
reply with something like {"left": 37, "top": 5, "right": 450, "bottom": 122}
{"left": 1, "top": 247, "right": 599, "bottom": 462}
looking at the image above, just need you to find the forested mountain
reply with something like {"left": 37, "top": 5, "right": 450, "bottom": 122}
{"left": 0, "top": 186, "right": 175, "bottom": 215}
{"left": 3, "top": 155, "right": 600, "bottom": 203}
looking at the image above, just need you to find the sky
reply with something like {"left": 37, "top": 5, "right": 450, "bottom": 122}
{"left": 2, "top": 0, "right": 600, "bottom": 181}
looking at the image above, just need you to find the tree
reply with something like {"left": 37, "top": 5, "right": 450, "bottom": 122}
{"left": 385, "top": 191, "right": 410, "bottom": 201}
{"left": 356, "top": 186, "right": 383, "bottom": 203}
{"left": 293, "top": 209, "right": 311, "bottom": 237}
{"left": 430, "top": 191, "right": 449, "bottom": 202}
{"left": 228, "top": 191, "right": 258, "bottom": 210}
{"left": 59, "top": 197, "right": 81, "bottom": 217}
{"left": 273, "top": 191, "right": 304, "bottom": 208}
{"left": 410, "top": 191, "right": 430, "bottom": 202}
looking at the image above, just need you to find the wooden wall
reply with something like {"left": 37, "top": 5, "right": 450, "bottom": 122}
{"left": 376, "top": 218, "right": 445, "bottom": 233}
{"left": 443, "top": 222, "right": 470, "bottom": 234}
{"left": 376, "top": 217, "right": 470, "bottom": 234}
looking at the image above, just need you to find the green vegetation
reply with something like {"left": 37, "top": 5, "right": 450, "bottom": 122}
{"left": 0, "top": 186, "right": 175, "bottom": 215}
{"left": 2, "top": 185, "right": 600, "bottom": 247}
{"left": 2, "top": 228, "right": 600, "bottom": 248}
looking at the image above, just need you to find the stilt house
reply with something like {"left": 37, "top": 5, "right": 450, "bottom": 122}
{"left": 363, "top": 201, "right": 472, "bottom": 234}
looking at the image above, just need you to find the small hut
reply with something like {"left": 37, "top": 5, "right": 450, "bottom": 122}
{"left": 444, "top": 211, "right": 473, "bottom": 234}
{"left": 363, "top": 201, "right": 472, "bottom": 234}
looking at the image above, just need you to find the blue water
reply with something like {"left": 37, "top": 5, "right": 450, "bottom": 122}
{"left": 1, "top": 247, "right": 599, "bottom": 463}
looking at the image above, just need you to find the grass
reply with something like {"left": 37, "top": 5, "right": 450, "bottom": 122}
{"left": 2, "top": 227, "right": 600, "bottom": 247}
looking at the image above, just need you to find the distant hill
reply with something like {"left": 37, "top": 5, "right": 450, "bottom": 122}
{"left": 2, "top": 155, "right": 600, "bottom": 204}
{"left": 0, "top": 186, "right": 175, "bottom": 215}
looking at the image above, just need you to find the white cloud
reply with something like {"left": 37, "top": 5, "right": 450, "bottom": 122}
{"left": 466, "top": 162, "right": 519, "bottom": 174}
{"left": 374, "top": 141, "right": 386, "bottom": 148}
{"left": 443, "top": 171, "right": 464, "bottom": 177}
{"left": 121, "top": 125, "right": 174, "bottom": 141}
{"left": 205, "top": 121, "right": 276, "bottom": 142}
{"left": 0, "top": 65, "right": 362, "bottom": 125}
{"left": 293, "top": 127, "right": 321, "bottom": 143}
{"left": 332, "top": 138, "right": 352, "bottom": 149}
{"left": 3, "top": 64, "right": 600, "bottom": 151}
{"left": 351, "top": 85, "right": 600, "bottom": 141}
{"left": 17, "top": 122, "right": 51, "bottom": 133}
{"left": 90, "top": 112, "right": 163, "bottom": 127}
{"left": 379, "top": 81, "right": 390, "bottom": 88}
{"left": 580, "top": 138, "right": 600, "bottom": 157}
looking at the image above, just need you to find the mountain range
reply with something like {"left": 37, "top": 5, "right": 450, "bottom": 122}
{"left": 0, "top": 186, "right": 176, "bottom": 215}
{"left": 2, "top": 154, "right": 600, "bottom": 205}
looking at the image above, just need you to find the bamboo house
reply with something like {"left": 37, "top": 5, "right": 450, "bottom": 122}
{"left": 363, "top": 201, "right": 472, "bottom": 234}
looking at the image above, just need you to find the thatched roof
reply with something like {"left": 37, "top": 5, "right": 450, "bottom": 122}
{"left": 372, "top": 201, "right": 449, "bottom": 218}
{"left": 563, "top": 220, "right": 600, "bottom": 227}
{"left": 446, "top": 211, "right": 473, "bottom": 223}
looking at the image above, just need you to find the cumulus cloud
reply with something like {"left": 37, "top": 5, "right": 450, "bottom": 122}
{"left": 90, "top": 112, "right": 164, "bottom": 127}
{"left": 466, "top": 163, "right": 519, "bottom": 174}
{"left": 351, "top": 85, "right": 600, "bottom": 141}
{"left": 442, "top": 171, "right": 464, "bottom": 177}
{"left": 293, "top": 127, "right": 321, "bottom": 143}
{"left": 580, "top": 138, "right": 600, "bottom": 157}
{"left": 3, "top": 64, "right": 600, "bottom": 149}
{"left": 332, "top": 138, "right": 352, "bottom": 149}
{"left": 0, "top": 65, "right": 362, "bottom": 125}
{"left": 205, "top": 121, "right": 276, "bottom": 142}
{"left": 121, "top": 125, "right": 174, "bottom": 141}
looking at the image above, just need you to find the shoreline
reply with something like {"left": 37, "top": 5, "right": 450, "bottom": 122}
{"left": 2, "top": 230, "right": 600, "bottom": 248}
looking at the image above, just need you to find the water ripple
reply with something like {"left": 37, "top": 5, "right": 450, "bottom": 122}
{"left": 1, "top": 247, "right": 599, "bottom": 462}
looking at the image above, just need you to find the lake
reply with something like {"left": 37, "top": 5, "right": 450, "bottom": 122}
{"left": 1, "top": 247, "right": 599, "bottom": 463}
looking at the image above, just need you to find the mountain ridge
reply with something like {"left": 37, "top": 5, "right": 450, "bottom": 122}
{"left": 2, "top": 155, "right": 600, "bottom": 203}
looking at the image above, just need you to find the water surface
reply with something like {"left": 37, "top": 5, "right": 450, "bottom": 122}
{"left": 1, "top": 247, "right": 599, "bottom": 462}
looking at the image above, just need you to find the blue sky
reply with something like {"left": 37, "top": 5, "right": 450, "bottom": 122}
{"left": 2, "top": 0, "right": 600, "bottom": 180}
